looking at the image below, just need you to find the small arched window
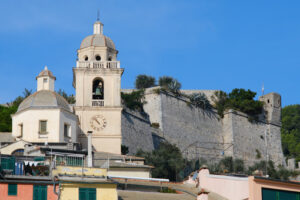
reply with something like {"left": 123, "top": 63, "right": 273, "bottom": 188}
{"left": 108, "top": 57, "right": 112, "bottom": 61}
{"left": 12, "top": 149, "right": 24, "bottom": 156}
{"left": 84, "top": 56, "right": 88, "bottom": 61}
{"left": 93, "top": 78, "right": 104, "bottom": 100}
{"left": 95, "top": 55, "right": 101, "bottom": 61}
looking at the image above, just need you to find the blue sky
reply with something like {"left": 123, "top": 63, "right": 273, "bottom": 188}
{"left": 0, "top": 0, "right": 299, "bottom": 106}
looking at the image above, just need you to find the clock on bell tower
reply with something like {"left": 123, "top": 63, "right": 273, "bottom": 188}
{"left": 73, "top": 19, "right": 124, "bottom": 154}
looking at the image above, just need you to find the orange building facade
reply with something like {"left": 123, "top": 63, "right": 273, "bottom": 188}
{"left": 0, "top": 182, "right": 58, "bottom": 200}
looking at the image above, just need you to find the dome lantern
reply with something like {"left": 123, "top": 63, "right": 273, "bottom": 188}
{"left": 36, "top": 66, "right": 56, "bottom": 92}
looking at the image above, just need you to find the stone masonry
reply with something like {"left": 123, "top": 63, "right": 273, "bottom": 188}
{"left": 121, "top": 87, "right": 285, "bottom": 167}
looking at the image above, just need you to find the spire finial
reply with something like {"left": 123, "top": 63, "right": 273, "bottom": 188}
{"left": 97, "top": 9, "right": 100, "bottom": 21}
{"left": 44, "top": 65, "right": 48, "bottom": 70}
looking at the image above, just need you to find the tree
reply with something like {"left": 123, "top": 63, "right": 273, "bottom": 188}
{"left": 158, "top": 76, "right": 174, "bottom": 88}
{"left": 189, "top": 93, "right": 212, "bottom": 110}
{"left": 136, "top": 141, "right": 185, "bottom": 181}
{"left": 212, "top": 89, "right": 263, "bottom": 120}
{"left": 23, "top": 88, "right": 32, "bottom": 98}
{"left": 212, "top": 91, "right": 228, "bottom": 117}
{"left": 135, "top": 75, "right": 156, "bottom": 89}
{"left": 57, "top": 89, "right": 76, "bottom": 104}
{"left": 121, "top": 90, "right": 146, "bottom": 112}
{"left": 281, "top": 105, "right": 300, "bottom": 161}
{"left": 0, "top": 88, "right": 32, "bottom": 132}
{"left": 158, "top": 76, "right": 181, "bottom": 95}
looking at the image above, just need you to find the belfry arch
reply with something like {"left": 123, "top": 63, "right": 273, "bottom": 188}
{"left": 92, "top": 78, "right": 104, "bottom": 100}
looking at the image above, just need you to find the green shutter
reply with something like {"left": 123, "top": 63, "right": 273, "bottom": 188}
{"left": 8, "top": 184, "right": 17, "bottom": 196}
{"left": 1, "top": 157, "right": 15, "bottom": 173}
{"left": 33, "top": 185, "right": 47, "bottom": 200}
{"left": 79, "top": 188, "right": 87, "bottom": 200}
{"left": 88, "top": 188, "right": 96, "bottom": 200}
{"left": 262, "top": 188, "right": 300, "bottom": 200}
{"left": 79, "top": 188, "right": 96, "bottom": 200}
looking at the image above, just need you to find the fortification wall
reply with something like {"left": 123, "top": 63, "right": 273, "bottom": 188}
{"left": 121, "top": 109, "right": 159, "bottom": 155}
{"left": 159, "top": 93, "right": 224, "bottom": 162}
{"left": 224, "top": 110, "right": 284, "bottom": 166}
{"left": 121, "top": 88, "right": 285, "bottom": 167}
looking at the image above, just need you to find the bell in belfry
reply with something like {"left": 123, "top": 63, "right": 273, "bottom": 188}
{"left": 95, "top": 82, "right": 103, "bottom": 96}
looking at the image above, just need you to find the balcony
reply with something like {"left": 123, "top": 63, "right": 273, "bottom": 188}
{"left": 77, "top": 61, "right": 120, "bottom": 69}
{"left": 92, "top": 100, "right": 104, "bottom": 107}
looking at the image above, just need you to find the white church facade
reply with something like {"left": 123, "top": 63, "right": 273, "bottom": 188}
{"left": 3, "top": 19, "right": 123, "bottom": 155}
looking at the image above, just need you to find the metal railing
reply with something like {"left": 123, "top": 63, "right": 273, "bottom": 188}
{"left": 77, "top": 61, "right": 120, "bottom": 69}
{"left": 92, "top": 100, "right": 104, "bottom": 107}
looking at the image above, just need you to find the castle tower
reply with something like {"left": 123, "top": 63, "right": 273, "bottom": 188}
{"left": 73, "top": 19, "right": 124, "bottom": 154}
{"left": 259, "top": 92, "right": 281, "bottom": 126}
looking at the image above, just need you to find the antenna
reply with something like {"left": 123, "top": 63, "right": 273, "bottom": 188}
{"left": 97, "top": 9, "right": 100, "bottom": 21}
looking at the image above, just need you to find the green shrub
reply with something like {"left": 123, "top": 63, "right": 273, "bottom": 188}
{"left": 135, "top": 75, "right": 156, "bottom": 89}
{"left": 121, "top": 90, "right": 146, "bottom": 112}
{"left": 189, "top": 93, "right": 212, "bottom": 110}
{"left": 212, "top": 89, "right": 264, "bottom": 121}
{"left": 160, "top": 187, "right": 176, "bottom": 193}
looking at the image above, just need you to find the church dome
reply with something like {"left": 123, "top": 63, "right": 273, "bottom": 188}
{"left": 17, "top": 90, "right": 71, "bottom": 113}
{"left": 80, "top": 34, "right": 115, "bottom": 50}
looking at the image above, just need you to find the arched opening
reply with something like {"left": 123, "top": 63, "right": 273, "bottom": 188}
{"left": 93, "top": 78, "right": 104, "bottom": 99}
{"left": 12, "top": 149, "right": 24, "bottom": 156}
{"left": 108, "top": 56, "right": 112, "bottom": 61}
{"left": 84, "top": 56, "right": 88, "bottom": 61}
{"left": 95, "top": 55, "right": 101, "bottom": 61}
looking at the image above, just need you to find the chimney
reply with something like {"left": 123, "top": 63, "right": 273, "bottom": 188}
{"left": 197, "top": 189, "right": 209, "bottom": 200}
{"left": 87, "top": 131, "right": 93, "bottom": 167}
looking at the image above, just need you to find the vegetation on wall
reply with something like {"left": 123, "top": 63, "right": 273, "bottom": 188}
{"left": 158, "top": 76, "right": 181, "bottom": 95}
{"left": 281, "top": 105, "right": 300, "bottom": 162}
{"left": 212, "top": 89, "right": 264, "bottom": 121}
{"left": 189, "top": 93, "right": 212, "bottom": 111}
{"left": 121, "top": 90, "right": 146, "bottom": 112}
{"left": 135, "top": 75, "right": 156, "bottom": 89}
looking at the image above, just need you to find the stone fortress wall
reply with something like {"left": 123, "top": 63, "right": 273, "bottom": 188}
{"left": 121, "top": 87, "right": 285, "bottom": 167}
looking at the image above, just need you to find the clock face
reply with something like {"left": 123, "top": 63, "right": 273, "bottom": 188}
{"left": 90, "top": 115, "right": 107, "bottom": 131}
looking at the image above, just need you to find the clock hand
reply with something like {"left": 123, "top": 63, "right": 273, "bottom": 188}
{"left": 95, "top": 119, "right": 101, "bottom": 125}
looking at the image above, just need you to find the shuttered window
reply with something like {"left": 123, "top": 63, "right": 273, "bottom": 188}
{"left": 33, "top": 185, "right": 47, "bottom": 200}
{"left": 39, "top": 120, "right": 47, "bottom": 134}
{"left": 262, "top": 188, "right": 300, "bottom": 200}
{"left": 79, "top": 188, "right": 96, "bottom": 200}
{"left": 1, "top": 157, "right": 15, "bottom": 171}
{"left": 8, "top": 184, "right": 17, "bottom": 196}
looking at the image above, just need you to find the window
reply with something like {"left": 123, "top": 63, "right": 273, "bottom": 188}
{"left": 39, "top": 120, "right": 47, "bottom": 134}
{"left": 43, "top": 78, "right": 48, "bottom": 83}
{"left": 92, "top": 79, "right": 104, "bottom": 100}
{"left": 84, "top": 56, "right": 88, "bottom": 61}
{"left": 108, "top": 56, "right": 112, "bottom": 61}
{"left": 262, "top": 188, "right": 300, "bottom": 200}
{"left": 33, "top": 185, "right": 47, "bottom": 200}
{"left": 79, "top": 188, "right": 96, "bottom": 200}
{"left": 18, "top": 124, "right": 23, "bottom": 137}
{"left": 64, "top": 123, "right": 70, "bottom": 138}
{"left": 95, "top": 55, "right": 101, "bottom": 61}
{"left": 8, "top": 184, "right": 17, "bottom": 196}
{"left": 1, "top": 157, "right": 15, "bottom": 171}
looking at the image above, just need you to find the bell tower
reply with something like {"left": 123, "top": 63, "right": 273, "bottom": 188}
{"left": 73, "top": 19, "right": 124, "bottom": 154}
